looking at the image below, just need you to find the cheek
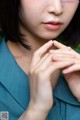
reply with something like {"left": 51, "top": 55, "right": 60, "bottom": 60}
{"left": 63, "top": 3, "right": 79, "bottom": 24}
{"left": 20, "top": 9, "right": 40, "bottom": 29}
{"left": 20, "top": 0, "right": 49, "bottom": 24}
{"left": 20, "top": 0, "right": 46, "bottom": 18}
{"left": 20, "top": 3, "right": 43, "bottom": 25}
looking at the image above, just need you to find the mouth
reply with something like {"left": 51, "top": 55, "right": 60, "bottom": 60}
{"left": 43, "top": 21, "right": 63, "bottom": 31}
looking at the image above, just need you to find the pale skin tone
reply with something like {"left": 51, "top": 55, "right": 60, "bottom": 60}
{"left": 50, "top": 40, "right": 80, "bottom": 102}
{"left": 7, "top": 0, "right": 79, "bottom": 120}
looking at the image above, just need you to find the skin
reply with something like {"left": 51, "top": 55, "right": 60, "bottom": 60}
{"left": 50, "top": 40, "right": 80, "bottom": 102}
{"left": 19, "top": 0, "right": 79, "bottom": 50}
{"left": 7, "top": 0, "right": 80, "bottom": 120}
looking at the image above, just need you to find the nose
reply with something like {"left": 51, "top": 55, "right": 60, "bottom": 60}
{"left": 47, "top": 0, "right": 63, "bottom": 16}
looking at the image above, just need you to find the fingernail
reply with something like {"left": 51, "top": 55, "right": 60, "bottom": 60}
{"left": 49, "top": 40, "right": 53, "bottom": 42}
{"left": 53, "top": 40, "right": 58, "bottom": 43}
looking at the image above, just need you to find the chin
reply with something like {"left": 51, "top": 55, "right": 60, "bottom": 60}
{"left": 42, "top": 33, "right": 60, "bottom": 40}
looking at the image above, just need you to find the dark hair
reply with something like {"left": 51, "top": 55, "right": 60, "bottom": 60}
{"left": 0, "top": 0, "right": 80, "bottom": 50}
{"left": 0, "top": 0, "right": 31, "bottom": 50}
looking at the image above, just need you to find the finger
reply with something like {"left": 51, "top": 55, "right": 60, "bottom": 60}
{"left": 31, "top": 53, "right": 49, "bottom": 72}
{"left": 49, "top": 49, "right": 75, "bottom": 55}
{"left": 53, "top": 41, "right": 80, "bottom": 57}
{"left": 31, "top": 40, "right": 54, "bottom": 67}
{"left": 49, "top": 47, "right": 71, "bottom": 53}
{"left": 46, "top": 60, "right": 74, "bottom": 76}
{"left": 62, "top": 64, "right": 80, "bottom": 74}
{"left": 52, "top": 40, "right": 80, "bottom": 57}
{"left": 35, "top": 53, "right": 53, "bottom": 72}
{"left": 51, "top": 51, "right": 75, "bottom": 57}
{"left": 52, "top": 56, "right": 74, "bottom": 61}
{"left": 49, "top": 49, "right": 80, "bottom": 60}
{"left": 51, "top": 51, "right": 75, "bottom": 61}
{"left": 35, "top": 40, "right": 54, "bottom": 57}
{"left": 53, "top": 40, "right": 68, "bottom": 49}
{"left": 35, "top": 52, "right": 74, "bottom": 74}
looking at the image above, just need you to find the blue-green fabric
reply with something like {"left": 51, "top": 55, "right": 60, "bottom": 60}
{"left": 0, "top": 37, "right": 80, "bottom": 120}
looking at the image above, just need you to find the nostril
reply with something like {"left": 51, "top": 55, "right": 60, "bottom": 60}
{"left": 47, "top": 5, "right": 63, "bottom": 16}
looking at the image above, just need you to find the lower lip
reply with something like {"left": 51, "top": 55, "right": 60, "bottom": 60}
{"left": 43, "top": 23, "right": 61, "bottom": 30}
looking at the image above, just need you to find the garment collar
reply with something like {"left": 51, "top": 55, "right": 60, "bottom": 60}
{"left": 0, "top": 38, "right": 30, "bottom": 110}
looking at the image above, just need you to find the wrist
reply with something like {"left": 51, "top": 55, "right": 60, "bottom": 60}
{"left": 21, "top": 107, "right": 48, "bottom": 120}
{"left": 19, "top": 102, "right": 50, "bottom": 120}
{"left": 29, "top": 100, "right": 53, "bottom": 112}
{"left": 24, "top": 103, "right": 50, "bottom": 120}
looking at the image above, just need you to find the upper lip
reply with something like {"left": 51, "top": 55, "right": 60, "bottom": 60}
{"left": 44, "top": 21, "right": 63, "bottom": 25}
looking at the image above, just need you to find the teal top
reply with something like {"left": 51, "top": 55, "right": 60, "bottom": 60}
{"left": 0, "top": 37, "right": 80, "bottom": 120}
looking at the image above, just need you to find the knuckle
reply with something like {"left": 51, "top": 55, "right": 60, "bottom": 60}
{"left": 29, "top": 69, "right": 34, "bottom": 74}
{"left": 34, "top": 69, "right": 38, "bottom": 75}
{"left": 30, "top": 66, "right": 45, "bottom": 77}
{"left": 35, "top": 68, "right": 45, "bottom": 78}
{"left": 33, "top": 51, "right": 38, "bottom": 56}
{"left": 53, "top": 64, "right": 59, "bottom": 70}
{"left": 67, "top": 46, "right": 72, "bottom": 50}
{"left": 34, "top": 69, "right": 40, "bottom": 75}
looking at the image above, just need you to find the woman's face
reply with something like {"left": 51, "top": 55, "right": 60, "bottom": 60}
{"left": 19, "top": 0, "right": 79, "bottom": 41}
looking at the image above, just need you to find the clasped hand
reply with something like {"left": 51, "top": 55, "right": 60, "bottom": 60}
{"left": 50, "top": 40, "right": 80, "bottom": 102}
{"left": 28, "top": 40, "right": 80, "bottom": 114}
